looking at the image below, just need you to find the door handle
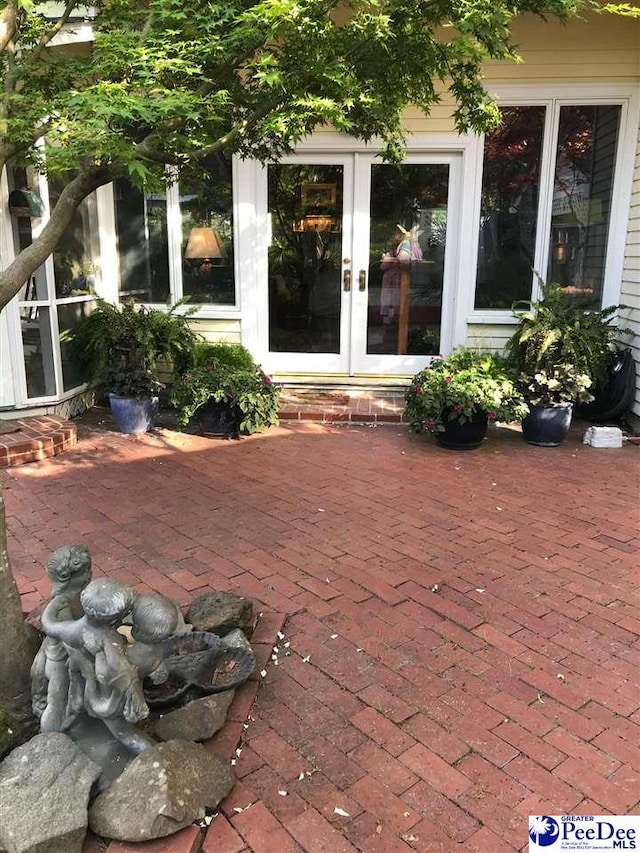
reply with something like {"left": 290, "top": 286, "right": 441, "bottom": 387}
{"left": 358, "top": 269, "right": 367, "bottom": 291}
{"left": 343, "top": 269, "right": 351, "bottom": 291}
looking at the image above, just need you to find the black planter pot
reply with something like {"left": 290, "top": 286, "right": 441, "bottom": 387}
{"left": 437, "top": 409, "right": 489, "bottom": 450}
{"left": 521, "top": 403, "right": 573, "bottom": 446}
{"left": 196, "top": 399, "right": 242, "bottom": 438}
{"left": 575, "top": 349, "right": 636, "bottom": 422}
{"left": 109, "top": 393, "right": 159, "bottom": 434}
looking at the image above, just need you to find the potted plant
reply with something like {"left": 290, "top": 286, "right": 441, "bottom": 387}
{"left": 404, "top": 348, "right": 528, "bottom": 449}
{"left": 171, "top": 342, "right": 280, "bottom": 438}
{"left": 504, "top": 283, "right": 626, "bottom": 445}
{"left": 518, "top": 366, "right": 593, "bottom": 446}
{"left": 73, "top": 299, "right": 198, "bottom": 433}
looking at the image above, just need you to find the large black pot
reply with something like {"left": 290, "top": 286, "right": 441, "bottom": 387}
{"left": 196, "top": 399, "right": 242, "bottom": 438}
{"left": 437, "top": 409, "right": 488, "bottom": 450}
{"left": 521, "top": 403, "right": 573, "bottom": 446}
{"left": 575, "top": 349, "right": 636, "bottom": 422}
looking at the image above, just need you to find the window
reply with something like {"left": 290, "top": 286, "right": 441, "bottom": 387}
{"left": 548, "top": 105, "right": 620, "bottom": 309}
{"left": 474, "top": 100, "right": 623, "bottom": 311}
{"left": 114, "top": 153, "right": 235, "bottom": 308}
{"left": 475, "top": 106, "right": 545, "bottom": 310}
{"left": 114, "top": 180, "right": 170, "bottom": 303}
{"left": 12, "top": 168, "right": 98, "bottom": 400}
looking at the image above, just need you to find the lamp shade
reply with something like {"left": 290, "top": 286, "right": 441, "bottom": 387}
{"left": 185, "top": 227, "right": 226, "bottom": 260}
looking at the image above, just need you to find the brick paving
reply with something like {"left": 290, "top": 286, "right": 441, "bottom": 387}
{"left": 2, "top": 415, "right": 639, "bottom": 853}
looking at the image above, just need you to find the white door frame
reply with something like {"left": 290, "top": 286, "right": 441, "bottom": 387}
{"left": 253, "top": 152, "right": 355, "bottom": 375}
{"left": 242, "top": 133, "right": 482, "bottom": 377}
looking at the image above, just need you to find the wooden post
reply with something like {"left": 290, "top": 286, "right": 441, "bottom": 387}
{"left": 397, "top": 264, "right": 411, "bottom": 355}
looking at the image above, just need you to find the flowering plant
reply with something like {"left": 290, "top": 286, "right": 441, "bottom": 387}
{"left": 521, "top": 365, "right": 593, "bottom": 406}
{"left": 171, "top": 342, "right": 280, "bottom": 435}
{"left": 404, "top": 348, "right": 528, "bottom": 436}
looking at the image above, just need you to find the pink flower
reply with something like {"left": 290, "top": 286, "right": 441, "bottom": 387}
{"left": 184, "top": 372, "right": 193, "bottom": 381}
{"left": 415, "top": 385, "right": 422, "bottom": 394}
{"left": 206, "top": 364, "right": 215, "bottom": 371}
{"left": 424, "top": 420, "right": 436, "bottom": 431}
{"left": 264, "top": 375, "right": 272, "bottom": 385}
{"left": 444, "top": 376, "right": 452, "bottom": 382}
{"left": 488, "top": 411, "right": 497, "bottom": 421}
{"left": 453, "top": 403, "right": 461, "bottom": 411}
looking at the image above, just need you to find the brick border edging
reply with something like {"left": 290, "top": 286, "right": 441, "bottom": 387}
{"left": 0, "top": 417, "right": 77, "bottom": 468}
{"left": 279, "top": 412, "right": 405, "bottom": 424}
{"left": 95, "top": 611, "right": 288, "bottom": 853}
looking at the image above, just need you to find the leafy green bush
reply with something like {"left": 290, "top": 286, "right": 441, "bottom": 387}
{"left": 73, "top": 299, "right": 199, "bottom": 397}
{"left": 171, "top": 342, "right": 280, "bottom": 435}
{"left": 404, "top": 348, "right": 528, "bottom": 435}
{"left": 505, "top": 284, "right": 625, "bottom": 390}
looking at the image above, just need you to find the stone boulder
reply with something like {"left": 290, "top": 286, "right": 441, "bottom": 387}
{"left": 186, "top": 591, "right": 252, "bottom": 636}
{"left": 88, "top": 739, "right": 234, "bottom": 842}
{"left": 0, "top": 732, "right": 100, "bottom": 853}
{"left": 153, "top": 690, "right": 235, "bottom": 742}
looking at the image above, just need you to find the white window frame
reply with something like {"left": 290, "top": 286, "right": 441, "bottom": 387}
{"left": 466, "top": 83, "right": 640, "bottom": 326}
{"left": 120, "top": 160, "right": 243, "bottom": 320}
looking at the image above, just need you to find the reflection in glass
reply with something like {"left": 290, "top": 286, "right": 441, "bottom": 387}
{"left": 180, "top": 154, "right": 235, "bottom": 305}
{"left": 58, "top": 300, "right": 94, "bottom": 391}
{"left": 474, "top": 106, "right": 545, "bottom": 309}
{"left": 48, "top": 176, "right": 100, "bottom": 298}
{"left": 21, "top": 306, "right": 56, "bottom": 398}
{"left": 368, "top": 164, "right": 448, "bottom": 355}
{"left": 268, "top": 165, "right": 343, "bottom": 353}
{"left": 115, "top": 180, "right": 170, "bottom": 303}
{"left": 475, "top": 106, "right": 545, "bottom": 309}
{"left": 548, "top": 105, "right": 620, "bottom": 308}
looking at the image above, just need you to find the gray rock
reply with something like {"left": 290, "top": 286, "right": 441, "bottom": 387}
{"left": 153, "top": 691, "right": 235, "bottom": 742}
{"left": 186, "top": 592, "right": 253, "bottom": 636}
{"left": 88, "top": 740, "right": 234, "bottom": 841}
{"left": 220, "top": 628, "right": 254, "bottom": 654}
{"left": 0, "top": 732, "right": 100, "bottom": 853}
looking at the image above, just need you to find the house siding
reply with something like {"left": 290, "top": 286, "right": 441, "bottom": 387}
{"left": 620, "top": 133, "right": 640, "bottom": 420}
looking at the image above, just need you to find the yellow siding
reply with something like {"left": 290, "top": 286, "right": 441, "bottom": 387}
{"left": 189, "top": 318, "right": 242, "bottom": 344}
{"left": 402, "top": 13, "right": 639, "bottom": 135}
{"left": 620, "top": 132, "right": 640, "bottom": 420}
{"left": 465, "top": 324, "right": 515, "bottom": 353}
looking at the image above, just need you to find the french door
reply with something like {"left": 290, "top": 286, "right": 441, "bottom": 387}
{"left": 259, "top": 151, "right": 462, "bottom": 377}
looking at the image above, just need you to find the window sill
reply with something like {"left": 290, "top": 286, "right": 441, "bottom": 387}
{"left": 466, "top": 312, "right": 519, "bottom": 325}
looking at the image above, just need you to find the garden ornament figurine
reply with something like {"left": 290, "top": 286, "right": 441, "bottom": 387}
{"left": 33, "top": 548, "right": 187, "bottom": 756}
{"left": 31, "top": 544, "right": 93, "bottom": 732}
{"left": 41, "top": 577, "right": 155, "bottom": 754}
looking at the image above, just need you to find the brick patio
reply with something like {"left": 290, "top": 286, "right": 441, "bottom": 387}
{"left": 2, "top": 415, "right": 639, "bottom": 853}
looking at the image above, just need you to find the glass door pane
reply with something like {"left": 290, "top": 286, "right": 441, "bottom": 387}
{"left": 268, "top": 164, "right": 344, "bottom": 354}
{"left": 366, "top": 164, "right": 449, "bottom": 357}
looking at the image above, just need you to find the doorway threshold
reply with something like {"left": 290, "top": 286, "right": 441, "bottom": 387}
{"left": 279, "top": 385, "right": 407, "bottom": 424}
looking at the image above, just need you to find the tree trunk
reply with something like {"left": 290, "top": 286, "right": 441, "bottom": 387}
{"left": 0, "top": 165, "right": 115, "bottom": 311}
{"left": 0, "top": 480, "right": 32, "bottom": 721}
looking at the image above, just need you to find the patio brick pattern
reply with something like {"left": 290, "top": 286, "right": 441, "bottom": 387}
{"left": 2, "top": 416, "right": 638, "bottom": 853}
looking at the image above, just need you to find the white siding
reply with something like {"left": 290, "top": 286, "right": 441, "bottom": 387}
{"left": 620, "top": 132, "right": 640, "bottom": 418}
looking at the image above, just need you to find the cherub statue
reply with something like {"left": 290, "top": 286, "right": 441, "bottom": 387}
{"left": 31, "top": 544, "right": 92, "bottom": 731}
{"left": 41, "top": 578, "right": 154, "bottom": 754}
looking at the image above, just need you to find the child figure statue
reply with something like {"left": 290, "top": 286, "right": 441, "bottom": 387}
{"left": 41, "top": 578, "right": 154, "bottom": 755}
{"left": 31, "top": 545, "right": 93, "bottom": 732}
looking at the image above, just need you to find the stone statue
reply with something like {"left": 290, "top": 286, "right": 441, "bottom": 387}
{"left": 33, "top": 548, "right": 184, "bottom": 756}
{"left": 31, "top": 545, "right": 93, "bottom": 732}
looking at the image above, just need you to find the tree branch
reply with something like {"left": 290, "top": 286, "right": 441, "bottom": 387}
{"left": 30, "top": 0, "right": 78, "bottom": 60}
{"left": 0, "top": 0, "right": 19, "bottom": 54}
{"left": 0, "top": 165, "right": 118, "bottom": 311}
